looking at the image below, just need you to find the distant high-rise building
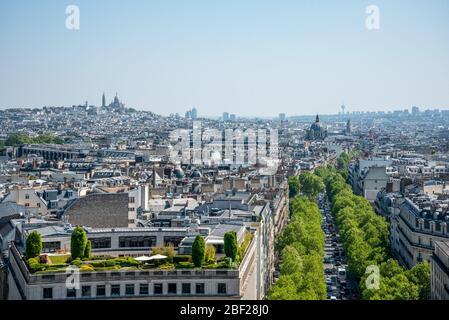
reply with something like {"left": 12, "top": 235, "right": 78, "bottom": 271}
{"left": 185, "top": 110, "right": 192, "bottom": 119}
{"left": 412, "top": 106, "right": 420, "bottom": 116}
{"left": 279, "top": 113, "right": 286, "bottom": 121}
{"left": 191, "top": 108, "right": 198, "bottom": 120}
{"left": 230, "top": 114, "right": 236, "bottom": 121}
{"left": 341, "top": 105, "right": 346, "bottom": 115}
{"left": 102, "top": 93, "right": 106, "bottom": 108}
{"left": 222, "top": 112, "right": 230, "bottom": 121}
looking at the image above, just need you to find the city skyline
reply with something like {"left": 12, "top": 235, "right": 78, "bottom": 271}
{"left": 0, "top": 90, "right": 445, "bottom": 119}
{"left": 0, "top": 0, "right": 448, "bottom": 116}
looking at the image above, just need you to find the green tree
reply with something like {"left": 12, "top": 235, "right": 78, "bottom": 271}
{"left": 407, "top": 262, "right": 431, "bottom": 300}
{"left": 5, "top": 133, "right": 32, "bottom": 146}
{"left": 267, "top": 275, "right": 300, "bottom": 300}
{"left": 25, "top": 231, "right": 42, "bottom": 259}
{"left": 288, "top": 176, "right": 300, "bottom": 198}
{"left": 84, "top": 240, "right": 92, "bottom": 259}
{"left": 280, "top": 246, "right": 303, "bottom": 275}
{"left": 269, "top": 194, "right": 326, "bottom": 300}
{"left": 192, "top": 235, "right": 206, "bottom": 267}
{"left": 224, "top": 231, "right": 238, "bottom": 261}
{"left": 71, "top": 226, "right": 87, "bottom": 260}
{"left": 205, "top": 245, "right": 216, "bottom": 264}
{"left": 151, "top": 243, "right": 176, "bottom": 262}
{"left": 299, "top": 172, "right": 324, "bottom": 199}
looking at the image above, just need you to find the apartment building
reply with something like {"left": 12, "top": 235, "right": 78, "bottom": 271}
{"left": 431, "top": 241, "right": 449, "bottom": 300}
{"left": 390, "top": 195, "right": 449, "bottom": 268}
{"left": 2, "top": 188, "right": 48, "bottom": 216}
{"left": 7, "top": 229, "right": 260, "bottom": 300}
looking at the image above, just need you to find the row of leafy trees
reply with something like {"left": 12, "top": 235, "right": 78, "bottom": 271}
{"left": 288, "top": 172, "right": 324, "bottom": 200}
{"left": 3, "top": 133, "right": 64, "bottom": 146}
{"left": 268, "top": 195, "right": 326, "bottom": 300}
{"left": 316, "top": 164, "right": 430, "bottom": 299}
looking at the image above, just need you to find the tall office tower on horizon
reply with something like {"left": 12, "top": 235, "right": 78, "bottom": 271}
{"left": 191, "top": 108, "right": 198, "bottom": 120}
{"left": 223, "top": 112, "right": 230, "bottom": 121}
{"left": 102, "top": 93, "right": 106, "bottom": 108}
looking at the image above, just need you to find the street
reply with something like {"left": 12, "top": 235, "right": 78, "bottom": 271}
{"left": 318, "top": 193, "right": 360, "bottom": 300}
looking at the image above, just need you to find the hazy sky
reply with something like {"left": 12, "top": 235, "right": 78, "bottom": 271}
{"left": 1, "top": 0, "right": 448, "bottom": 116}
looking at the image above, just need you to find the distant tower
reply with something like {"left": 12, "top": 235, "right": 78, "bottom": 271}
{"left": 341, "top": 105, "right": 346, "bottom": 115}
{"left": 191, "top": 108, "right": 198, "bottom": 120}
{"left": 152, "top": 165, "right": 157, "bottom": 188}
{"left": 102, "top": 93, "right": 106, "bottom": 108}
{"left": 315, "top": 114, "right": 320, "bottom": 123}
{"left": 346, "top": 119, "right": 351, "bottom": 135}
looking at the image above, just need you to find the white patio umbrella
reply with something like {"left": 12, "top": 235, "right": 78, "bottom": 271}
{"left": 148, "top": 254, "right": 168, "bottom": 260}
{"left": 134, "top": 256, "right": 152, "bottom": 262}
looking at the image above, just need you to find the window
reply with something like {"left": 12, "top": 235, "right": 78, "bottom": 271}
{"left": 96, "top": 285, "right": 106, "bottom": 297}
{"left": 163, "top": 236, "right": 183, "bottom": 247}
{"left": 119, "top": 236, "right": 156, "bottom": 248}
{"left": 129, "top": 207, "right": 135, "bottom": 211}
{"left": 43, "top": 287, "right": 53, "bottom": 299}
{"left": 66, "top": 288, "right": 77, "bottom": 298}
{"left": 111, "top": 285, "right": 121, "bottom": 296}
{"left": 125, "top": 284, "right": 135, "bottom": 296}
{"left": 90, "top": 237, "right": 111, "bottom": 249}
{"left": 42, "top": 241, "right": 61, "bottom": 253}
{"left": 82, "top": 286, "right": 91, "bottom": 298}
{"left": 139, "top": 284, "right": 149, "bottom": 295}
{"left": 154, "top": 283, "right": 163, "bottom": 295}
{"left": 168, "top": 283, "right": 177, "bottom": 294}
{"left": 217, "top": 283, "right": 227, "bottom": 295}
{"left": 196, "top": 283, "right": 205, "bottom": 295}
{"left": 25, "top": 203, "right": 30, "bottom": 207}
{"left": 25, "top": 194, "right": 30, "bottom": 199}
{"left": 182, "top": 283, "right": 191, "bottom": 295}
{"left": 129, "top": 197, "right": 135, "bottom": 204}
